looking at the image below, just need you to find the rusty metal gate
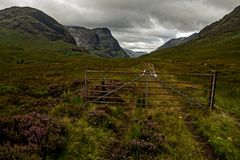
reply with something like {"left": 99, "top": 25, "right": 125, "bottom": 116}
{"left": 83, "top": 70, "right": 217, "bottom": 109}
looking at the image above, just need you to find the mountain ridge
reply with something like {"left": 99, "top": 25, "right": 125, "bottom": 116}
{"left": 157, "top": 33, "right": 198, "bottom": 50}
{"left": 123, "top": 48, "right": 148, "bottom": 58}
{"left": 147, "top": 5, "right": 240, "bottom": 60}
{"left": 66, "top": 26, "right": 129, "bottom": 58}
{"left": 0, "top": 6, "right": 76, "bottom": 44}
{"left": 155, "top": 5, "right": 240, "bottom": 51}
{"left": 198, "top": 5, "right": 240, "bottom": 39}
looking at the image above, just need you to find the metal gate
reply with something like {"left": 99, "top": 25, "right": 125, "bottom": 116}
{"left": 83, "top": 70, "right": 217, "bottom": 109}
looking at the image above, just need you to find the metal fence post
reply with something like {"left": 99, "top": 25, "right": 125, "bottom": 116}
{"left": 209, "top": 71, "right": 217, "bottom": 110}
{"left": 84, "top": 70, "right": 88, "bottom": 103}
{"left": 145, "top": 71, "right": 149, "bottom": 107}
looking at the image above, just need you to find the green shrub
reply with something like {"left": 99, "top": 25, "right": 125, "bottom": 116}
{"left": 35, "top": 89, "right": 49, "bottom": 97}
{"left": 0, "top": 85, "right": 18, "bottom": 95}
{"left": 127, "top": 123, "right": 142, "bottom": 139}
{"left": 52, "top": 103, "right": 85, "bottom": 118}
{"left": 72, "top": 96, "right": 83, "bottom": 105}
{"left": 87, "top": 110, "right": 116, "bottom": 130}
{"left": 110, "top": 107, "right": 124, "bottom": 118}
{"left": 61, "top": 89, "right": 72, "bottom": 103}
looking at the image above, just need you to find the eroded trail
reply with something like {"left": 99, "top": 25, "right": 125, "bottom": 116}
{"left": 183, "top": 112, "right": 218, "bottom": 160}
{"left": 107, "top": 106, "right": 134, "bottom": 159}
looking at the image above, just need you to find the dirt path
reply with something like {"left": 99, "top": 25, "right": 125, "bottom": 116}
{"left": 153, "top": 73, "right": 219, "bottom": 160}
{"left": 183, "top": 111, "right": 219, "bottom": 160}
{"left": 107, "top": 100, "right": 135, "bottom": 159}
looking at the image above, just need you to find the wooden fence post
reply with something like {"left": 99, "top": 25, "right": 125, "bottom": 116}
{"left": 209, "top": 71, "right": 217, "bottom": 110}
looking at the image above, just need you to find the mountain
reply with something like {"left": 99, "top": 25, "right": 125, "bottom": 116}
{"left": 148, "top": 5, "right": 240, "bottom": 60}
{"left": 156, "top": 6, "right": 240, "bottom": 51}
{"left": 157, "top": 33, "right": 198, "bottom": 50}
{"left": 0, "top": 6, "right": 76, "bottom": 44}
{"left": 198, "top": 5, "right": 240, "bottom": 39}
{"left": 123, "top": 48, "right": 148, "bottom": 58}
{"left": 66, "top": 26, "right": 129, "bottom": 58}
{"left": 0, "top": 6, "right": 128, "bottom": 60}
{"left": 0, "top": 6, "right": 96, "bottom": 64}
{"left": 66, "top": 27, "right": 99, "bottom": 50}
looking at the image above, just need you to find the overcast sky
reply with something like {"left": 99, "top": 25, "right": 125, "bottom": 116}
{"left": 0, "top": 0, "right": 239, "bottom": 52}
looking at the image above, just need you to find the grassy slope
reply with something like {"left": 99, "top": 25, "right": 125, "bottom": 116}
{"left": 0, "top": 28, "right": 97, "bottom": 63}
{"left": 146, "top": 32, "right": 240, "bottom": 61}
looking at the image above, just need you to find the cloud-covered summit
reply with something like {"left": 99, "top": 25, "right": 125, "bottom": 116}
{"left": 0, "top": 0, "right": 239, "bottom": 52}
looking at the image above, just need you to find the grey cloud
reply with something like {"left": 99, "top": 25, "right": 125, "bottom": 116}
{"left": 205, "top": 0, "right": 240, "bottom": 10}
{"left": 0, "top": 0, "right": 239, "bottom": 52}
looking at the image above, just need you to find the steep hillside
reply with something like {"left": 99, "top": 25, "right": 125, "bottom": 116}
{"left": 66, "top": 26, "right": 129, "bottom": 58}
{"left": 0, "top": 6, "right": 94, "bottom": 64}
{"left": 198, "top": 5, "right": 240, "bottom": 38}
{"left": 157, "top": 33, "right": 198, "bottom": 50}
{"left": 148, "top": 33, "right": 240, "bottom": 60}
{"left": 0, "top": 6, "right": 76, "bottom": 44}
{"left": 66, "top": 26, "right": 99, "bottom": 50}
{"left": 148, "top": 5, "right": 240, "bottom": 59}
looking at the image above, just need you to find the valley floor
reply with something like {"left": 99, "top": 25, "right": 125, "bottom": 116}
{"left": 1, "top": 57, "right": 240, "bottom": 159}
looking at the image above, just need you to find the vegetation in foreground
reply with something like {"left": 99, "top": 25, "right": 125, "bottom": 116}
{"left": 1, "top": 49, "right": 240, "bottom": 159}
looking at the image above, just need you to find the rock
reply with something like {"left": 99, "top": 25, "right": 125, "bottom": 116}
{"left": 66, "top": 26, "right": 129, "bottom": 58}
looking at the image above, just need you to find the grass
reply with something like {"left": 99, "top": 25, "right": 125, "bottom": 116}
{"left": 59, "top": 118, "right": 114, "bottom": 160}
{"left": 216, "top": 81, "right": 240, "bottom": 117}
{"left": 187, "top": 109, "right": 240, "bottom": 159}
{"left": 147, "top": 32, "right": 240, "bottom": 60}
{"left": 0, "top": 85, "right": 18, "bottom": 94}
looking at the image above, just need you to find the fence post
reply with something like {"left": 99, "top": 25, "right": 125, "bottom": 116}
{"left": 145, "top": 71, "right": 149, "bottom": 107}
{"left": 84, "top": 70, "right": 88, "bottom": 103}
{"left": 209, "top": 71, "right": 217, "bottom": 110}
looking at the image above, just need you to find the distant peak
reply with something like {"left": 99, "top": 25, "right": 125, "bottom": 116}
{"left": 93, "top": 27, "right": 110, "bottom": 31}
{"left": 92, "top": 28, "right": 111, "bottom": 35}
{"left": 233, "top": 5, "right": 240, "bottom": 11}
{"left": 0, "top": 6, "right": 76, "bottom": 44}
{"left": 225, "top": 5, "right": 240, "bottom": 17}
{"left": 66, "top": 26, "right": 89, "bottom": 30}
{"left": 2, "top": 6, "right": 40, "bottom": 12}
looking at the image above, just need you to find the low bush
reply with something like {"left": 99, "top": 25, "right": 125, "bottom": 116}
{"left": 87, "top": 110, "right": 116, "bottom": 130}
{"left": 52, "top": 103, "right": 85, "bottom": 118}
{"left": 0, "top": 112, "right": 67, "bottom": 159}
{"left": 0, "top": 85, "right": 18, "bottom": 95}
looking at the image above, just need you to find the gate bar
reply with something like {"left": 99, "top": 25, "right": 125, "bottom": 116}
{"left": 85, "top": 74, "right": 145, "bottom": 105}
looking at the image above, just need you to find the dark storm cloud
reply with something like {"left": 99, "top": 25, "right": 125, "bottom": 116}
{"left": 0, "top": 0, "right": 239, "bottom": 52}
